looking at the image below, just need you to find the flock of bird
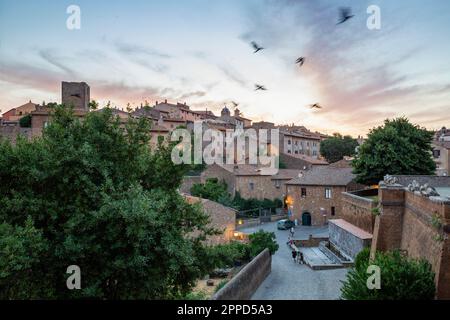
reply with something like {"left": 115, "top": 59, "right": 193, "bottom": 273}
{"left": 234, "top": 7, "right": 355, "bottom": 112}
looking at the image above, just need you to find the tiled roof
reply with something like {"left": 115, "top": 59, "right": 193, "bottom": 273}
{"left": 286, "top": 166, "right": 355, "bottom": 186}
{"left": 286, "top": 153, "right": 329, "bottom": 165}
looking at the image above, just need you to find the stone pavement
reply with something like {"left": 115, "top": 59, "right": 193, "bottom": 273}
{"left": 240, "top": 222, "right": 348, "bottom": 300}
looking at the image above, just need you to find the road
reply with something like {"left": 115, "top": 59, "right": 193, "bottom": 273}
{"left": 240, "top": 222, "right": 348, "bottom": 300}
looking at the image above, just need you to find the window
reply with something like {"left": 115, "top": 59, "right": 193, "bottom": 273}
{"left": 325, "top": 188, "right": 332, "bottom": 199}
{"left": 331, "top": 207, "right": 336, "bottom": 216}
{"left": 288, "top": 150, "right": 291, "bottom": 154}
{"left": 295, "top": 150, "right": 299, "bottom": 154}
{"left": 274, "top": 180, "right": 281, "bottom": 189}
{"left": 301, "top": 188, "right": 307, "bottom": 197}
{"left": 433, "top": 149, "right": 441, "bottom": 158}
{"left": 288, "top": 140, "right": 291, "bottom": 145}
{"left": 249, "top": 182, "right": 254, "bottom": 191}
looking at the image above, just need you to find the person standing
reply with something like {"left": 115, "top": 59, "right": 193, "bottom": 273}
{"left": 290, "top": 226, "right": 295, "bottom": 238}
{"left": 291, "top": 250, "right": 297, "bottom": 262}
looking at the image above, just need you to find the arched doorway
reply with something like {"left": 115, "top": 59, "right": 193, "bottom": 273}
{"left": 302, "top": 212, "right": 312, "bottom": 226}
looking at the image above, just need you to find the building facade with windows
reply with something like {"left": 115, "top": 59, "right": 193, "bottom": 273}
{"left": 285, "top": 166, "right": 363, "bottom": 226}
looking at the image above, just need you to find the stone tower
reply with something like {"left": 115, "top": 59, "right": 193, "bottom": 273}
{"left": 61, "top": 82, "right": 90, "bottom": 111}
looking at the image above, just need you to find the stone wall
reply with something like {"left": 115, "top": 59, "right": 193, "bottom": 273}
{"left": 371, "top": 185, "right": 450, "bottom": 299}
{"left": 212, "top": 249, "right": 271, "bottom": 300}
{"left": 341, "top": 190, "right": 377, "bottom": 234}
{"left": 329, "top": 219, "right": 372, "bottom": 259}
{"left": 295, "top": 235, "right": 329, "bottom": 248}
{"left": 0, "top": 125, "right": 31, "bottom": 143}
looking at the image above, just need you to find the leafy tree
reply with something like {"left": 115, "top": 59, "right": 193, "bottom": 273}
{"left": 0, "top": 105, "right": 217, "bottom": 299}
{"left": 19, "top": 114, "right": 32, "bottom": 128}
{"left": 320, "top": 133, "right": 358, "bottom": 163}
{"left": 352, "top": 118, "right": 435, "bottom": 185}
{"left": 341, "top": 249, "right": 435, "bottom": 300}
{"left": 190, "top": 178, "right": 230, "bottom": 202}
{"left": 248, "top": 230, "right": 279, "bottom": 257}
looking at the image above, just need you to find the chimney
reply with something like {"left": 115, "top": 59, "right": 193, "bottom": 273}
{"left": 165, "top": 99, "right": 167, "bottom": 104}
{"left": 156, "top": 101, "right": 158, "bottom": 105}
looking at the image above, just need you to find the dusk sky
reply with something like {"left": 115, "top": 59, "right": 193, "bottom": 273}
{"left": 1, "top": 0, "right": 449, "bottom": 136}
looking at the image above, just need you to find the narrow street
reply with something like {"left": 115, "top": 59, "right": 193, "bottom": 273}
{"left": 240, "top": 222, "right": 348, "bottom": 300}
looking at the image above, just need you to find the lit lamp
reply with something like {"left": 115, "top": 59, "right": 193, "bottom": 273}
{"left": 237, "top": 219, "right": 243, "bottom": 225}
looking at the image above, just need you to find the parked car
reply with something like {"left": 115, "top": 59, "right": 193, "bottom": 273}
{"left": 277, "top": 219, "right": 295, "bottom": 230}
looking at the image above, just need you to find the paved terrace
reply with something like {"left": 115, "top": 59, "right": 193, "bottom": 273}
{"left": 240, "top": 222, "right": 348, "bottom": 300}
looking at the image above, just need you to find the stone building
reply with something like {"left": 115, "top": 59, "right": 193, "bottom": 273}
{"left": 251, "top": 121, "right": 325, "bottom": 160}
{"left": 30, "top": 82, "right": 91, "bottom": 138}
{"left": 183, "top": 194, "right": 236, "bottom": 245}
{"left": 1, "top": 100, "right": 37, "bottom": 122}
{"left": 285, "top": 166, "right": 363, "bottom": 226}
{"left": 432, "top": 141, "right": 450, "bottom": 176}
{"left": 200, "top": 164, "right": 302, "bottom": 201}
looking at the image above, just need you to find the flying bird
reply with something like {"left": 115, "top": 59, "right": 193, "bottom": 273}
{"left": 251, "top": 41, "right": 264, "bottom": 53}
{"left": 255, "top": 84, "right": 267, "bottom": 91}
{"left": 296, "top": 57, "right": 305, "bottom": 67}
{"left": 337, "top": 7, "right": 355, "bottom": 25}
{"left": 231, "top": 101, "right": 239, "bottom": 107}
{"left": 309, "top": 103, "right": 323, "bottom": 110}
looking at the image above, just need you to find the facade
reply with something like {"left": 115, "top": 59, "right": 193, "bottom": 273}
{"left": 200, "top": 164, "right": 302, "bottom": 201}
{"left": 432, "top": 141, "right": 450, "bottom": 176}
{"left": 285, "top": 166, "right": 362, "bottom": 226}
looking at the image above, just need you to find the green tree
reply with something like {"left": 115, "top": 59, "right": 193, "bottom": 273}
{"left": 0, "top": 105, "right": 216, "bottom": 299}
{"left": 190, "top": 178, "right": 230, "bottom": 202}
{"left": 320, "top": 133, "right": 358, "bottom": 163}
{"left": 352, "top": 118, "right": 435, "bottom": 185}
{"left": 341, "top": 249, "right": 435, "bottom": 300}
{"left": 248, "top": 230, "right": 279, "bottom": 257}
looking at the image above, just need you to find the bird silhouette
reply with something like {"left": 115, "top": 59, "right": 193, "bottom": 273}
{"left": 255, "top": 84, "right": 267, "bottom": 91}
{"left": 337, "top": 7, "right": 354, "bottom": 25}
{"left": 296, "top": 57, "right": 305, "bottom": 67}
{"left": 309, "top": 103, "right": 323, "bottom": 109}
{"left": 251, "top": 41, "right": 264, "bottom": 53}
{"left": 231, "top": 101, "right": 239, "bottom": 107}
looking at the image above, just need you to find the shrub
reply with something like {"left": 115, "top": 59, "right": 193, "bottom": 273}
{"left": 341, "top": 249, "right": 436, "bottom": 300}
{"left": 190, "top": 178, "right": 230, "bottom": 202}
{"left": 248, "top": 230, "right": 279, "bottom": 257}
{"left": 208, "top": 241, "right": 251, "bottom": 268}
{"left": 19, "top": 114, "right": 32, "bottom": 128}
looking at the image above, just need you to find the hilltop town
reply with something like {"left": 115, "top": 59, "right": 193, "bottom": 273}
{"left": 1, "top": 81, "right": 449, "bottom": 300}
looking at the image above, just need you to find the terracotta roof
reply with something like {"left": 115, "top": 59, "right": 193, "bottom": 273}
{"left": 434, "top": 141, "right": 450, "bottom": 149}
{"left": 271, "top": 169, "right": 303, "bottom": 180}
{"left": 287, "top": 153, "right": 329, "bottom": 165}
{"left": 286, "top": 166, "right": 355, "bottom": 186}
{"left": 329, "top": 159, "right": 353, "bottom": 168}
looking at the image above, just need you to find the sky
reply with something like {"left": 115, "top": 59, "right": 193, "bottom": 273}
{"left": 1, "top": 0, "right": 449, "bottom": 136}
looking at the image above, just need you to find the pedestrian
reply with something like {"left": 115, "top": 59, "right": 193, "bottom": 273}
{"left": 286, "top": 235, "right": 291, "bottom": 246}
{"left": 298, "top": 251, "right": 305, "bottom": 264}
{"left": 290, "top": 226, "right": 295, "bottom": 238}
{"left": 291, "top": 250, "right": 297, "bottom": 262}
